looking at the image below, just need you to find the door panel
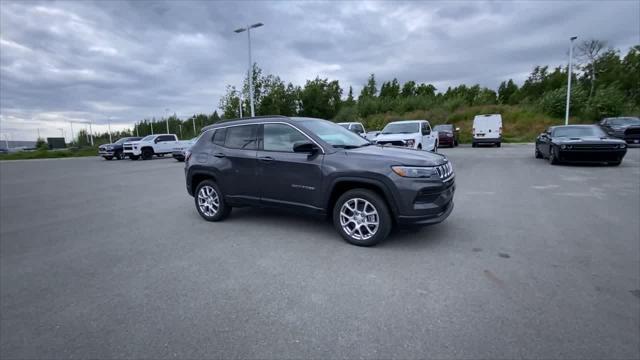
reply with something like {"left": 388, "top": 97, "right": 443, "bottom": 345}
{"left": 215, "top": 125, "right": 259, "bottom": 202}
{"left": 257, "top": 123, "right": 324, "bottom": 211}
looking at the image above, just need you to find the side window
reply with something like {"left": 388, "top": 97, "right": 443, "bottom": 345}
{"left": 225, "top": 125, "right": 258, "bottom": 150}
{"left": 421, "top": 122, "right": 429, "bottom": 134}
{"left": 212, "top": 128, "right": 226, "bottom": 146}
{"left": 157, "top": 135, "right": 174, "bottom": 142}
{"left": 263, "top": 124, "right": 308, "bottom": 152}
{"left": 353, "top": 124, "right": 364, "bottom": 134}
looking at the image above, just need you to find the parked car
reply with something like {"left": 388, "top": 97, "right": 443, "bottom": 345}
{"left": 172, "top": 136, "right": 199, "bottom": 162}
{"left": 472, "top": 114, "right": 502, "bottom": 147}
{"left": 373, "top": 120, "right": 438, "bottom": 152}
{"left": 185, "top": 116, "right": 455, "bottom": 246}
{"left": 599, "top": 116, "right": 640, "bottom": 144}
{"left": 98, "top": 137, "right": 142, "bottom": 160}
{"left": 123, "top": 134, "right": 183, "bottom": 160}
{"left": 535, "top": 125, "right": 627, "bottom": 165}
{"left": 433, "top": 124, "right": 459, "bottom": 147}
{"left": 338, "top": 122, "right": 366, "bottom": 136}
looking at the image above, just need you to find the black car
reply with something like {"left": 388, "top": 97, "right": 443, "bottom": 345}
{"left": 599, "top": 117, "right": 640, "bottom": 145}
{"left": 433, "top": 124, "right": 459, "bottom": 147}
{"left": 98, "top": 137, "right": 142, "bottom": 160}
{"left": 184, "top": 116, "right": 455, "bottom": 246}
{"left": 535, "top": 125, "right": 627, "bottom": 165}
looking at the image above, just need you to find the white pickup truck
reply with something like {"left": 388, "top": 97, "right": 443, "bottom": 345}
{"left": 123, "top": 134, "right": 190, "bottom": 160}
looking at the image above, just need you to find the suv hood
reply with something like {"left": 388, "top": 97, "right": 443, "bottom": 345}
{"left": 374, "top": 133, "right": 419, "bottom": 142}
{"left": 345, "top": 144, "right": 446, "bottom": 166}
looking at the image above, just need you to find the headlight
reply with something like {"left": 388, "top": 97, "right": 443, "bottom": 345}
{"left": 620, "top": 143, "right": 626, "bottom": 148}
{"left": 106, "top": 146, "right": 113, "bottom": 150}
{"left": 404, "top": 139, "right": 415, "bottom": 147}
{"left": 391, "top": 166, "right": 436, "bottom": 178}
{"left": 446, "top": 133, "right": 453, "bottom": 137}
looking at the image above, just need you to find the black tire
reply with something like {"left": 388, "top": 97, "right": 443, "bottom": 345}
{"left": 608, "top": 161, "right": 621, "bottom": 166}
{"left": 535, "top": 146, "right": 543, "bottom": 159}
{"left": 496, "top": 142, "right": 501, "bottom": 148}
{"left": 175, "top": 158, "right": 185, "bottom": 162}
{"left": 104, "top": 156, "right": 113, "bottom": 160}
{"left": 472, "top": 142, "right": 477, "bottom": 148}
{"left": 141, "top": 148, "right": 153, "bottom": 160}
{"left": 549, "top": 147, "right": 559, "bottom": 165}
{"left": 454, "top": 140, "right": 458, "bottom": 147}
{"left": 194, "top": 180, "right": 231, "bottom": 221}
{"left": 129, "top": 155, "right": 139, "bottom": 160}
{"left": 417, "top": 144, "right": 422, "bottom": 150}
{"left": 333, "top": 189, "right": 392, "bottom": 247}
{"left": 114, "top": 151, "right": 123, "bottom": 160}
{"left": 157, "top": 153, "right": 165, "bottom": 157}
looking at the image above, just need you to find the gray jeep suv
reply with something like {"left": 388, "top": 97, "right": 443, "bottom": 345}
{"left": 184, "top": 116, "right": 455, "bottom": 246}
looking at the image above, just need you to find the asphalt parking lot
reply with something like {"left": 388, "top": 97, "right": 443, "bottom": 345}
{"left": 1, "top": 145, "right": 639, "bottom": 359}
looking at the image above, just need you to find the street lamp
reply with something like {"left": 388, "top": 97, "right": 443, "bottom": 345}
{"left": 107, "top": 118, "right": 113, "bottom": 144}
{"left": 565, "top": 36, "right": 578, "bottom": 125}
{"left": 165, "top": 108, "right": 170, "bottom": 134}
{"left": 234, "top": 22, "right": 263, "bottom": 118}
{"left": 192, "top": 115, "right": 196, "bottom": 134}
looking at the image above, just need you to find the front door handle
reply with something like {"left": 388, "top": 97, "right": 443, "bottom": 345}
{"left": 213, "top": 152, "right": 225, "bottom": 158}
{"left": 259, "top": 156, "right": 274, "bottom": 162}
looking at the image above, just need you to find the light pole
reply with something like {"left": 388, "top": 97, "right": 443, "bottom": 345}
{"left": 165, "top": 108, "right": 170, "bottom": 134}
{"left": 565, "top": 36, "right": 578, "bottom": 125}
{"left": 107, "top": 118, "right": 113, "bottom": 143}
{"left": 192, "top": 115, "right": 196, "bottom": 134}
{"left": 234, "top": 22, "right": 263, "bottom": 118}
{"left": 69, "top": 121, "right": 75, "bottom": 145}
{"left": 58, "top": 128, "right": 65, "bottom": 143}
{"left": 179, "top": 124, "right": 183, "bottom": 139}
{"left": 151, "top": 121, "right": 154, "bottom": 135}
{"left": 239, "top": 92, "right": 243, "bottom": 118}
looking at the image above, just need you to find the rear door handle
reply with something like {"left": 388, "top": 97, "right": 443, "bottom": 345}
{"left": 213, "top": 152, "right": 225, "bottom": 158}
{"left": 259, "top": 156, "right": 274, "bottom": 162}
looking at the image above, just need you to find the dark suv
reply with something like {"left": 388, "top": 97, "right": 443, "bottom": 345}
{"left": 184, "top": 116, "right": 455, "bottom": 246}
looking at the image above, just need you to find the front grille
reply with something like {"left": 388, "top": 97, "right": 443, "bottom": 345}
{"left": 378, "top": 140, "right": 406, "bottom": 146}
{"left": 625, "top": 127, "right": 640, "bottom": 136}
{"left": 568, "top": 144, "right": 619, "bottom": 150}
{"left": 124, "top": 145, "right": 133, "bottom": 150}
{"left": 435, "top": 162, "right": 453, "bottom": 179}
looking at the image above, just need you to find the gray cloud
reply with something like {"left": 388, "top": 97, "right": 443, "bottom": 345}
{"left": 0, "top": 0, "right": 638, "bottom": 140}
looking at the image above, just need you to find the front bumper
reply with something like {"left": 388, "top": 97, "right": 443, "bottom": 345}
{"left": 473, "top": 136, "right": 501, "bottom": 144}
{"left": 439, "top": 136, "right": 455, "bottom": 146}
{"left": 172, "top": 150, "right": 185, "bottom": 159}
{"left": 558, "top": 148, "right": 627, "bottom": 162}
{"left": 393, "top": 175, "right": 456, "bottom": 226}
{"left": 98, "top": 150, "right": 115, "bottom": 156}
{"left": 123, "top": 148, "right": 141, "bottom": 156}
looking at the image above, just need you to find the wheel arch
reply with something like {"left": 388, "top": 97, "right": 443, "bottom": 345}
{"left": 326, "top": 177, "right": 399, "bottom": 219}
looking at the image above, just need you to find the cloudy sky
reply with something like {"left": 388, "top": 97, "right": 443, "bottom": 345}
{"left": 1, "top": 0, "right": 638, "bottom": 141}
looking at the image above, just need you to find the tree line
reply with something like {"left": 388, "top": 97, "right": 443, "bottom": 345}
{"left": 72, "top": 40, "right": 638, "bottom": 145}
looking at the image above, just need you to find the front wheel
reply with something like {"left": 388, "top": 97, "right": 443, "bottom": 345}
{"left": 549, "top": 147, "right": 559, "bottom": 165}
{"left": 195, "top": 180, "right": 231, "bottom": 221}
{"left": 141, "top": 148, "right": 153, "bottom": 160}
{"left": 535, "top": 146, "right": 543, "bottom": 158}
{"left": 129, "top": 155, "right": 139, "bottom": 160}
{"left": 114, "top": 151, "right": 123, "bottom": 160}
{"left": 496, "top": 142, "right": 501, "bottom": 148}
{"left": 333, "top": 189, "right": 392, "bottom": 247}
{"left": 104, "top": 156, "right": 113, "bottom": 161}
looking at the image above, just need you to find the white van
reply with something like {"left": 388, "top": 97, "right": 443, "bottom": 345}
{"left": 472, "top": 114, "right": 503, "bottom": 147}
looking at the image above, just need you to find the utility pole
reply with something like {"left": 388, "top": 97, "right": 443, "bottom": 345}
{"left": 69, "top": 122, "right": 75, "bottom": 145}
{"left": 565, "top": 36, "right": 578, "bottom": 126}
{"left": 165, "top": 108, "right": 170, "bottom": 134}
{"left": 37, "top": 128, "right": 40, "bottom": 139}
{"left": 192, "top": 115, "right": 196, "bottom": 134}
{"left": 88, "top": 121, "right": 94, "bottom": 146}
{"left": 179, "top": 124, "right": 183, "bottom": 139}
{"left": 151, "top": 121, "right": 154, "bottom": 135}
{"left": 239, "top": 92, "right": 243, "bottom": 118}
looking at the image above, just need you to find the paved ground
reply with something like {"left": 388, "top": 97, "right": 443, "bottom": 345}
{"left": 1, "top": 145, "right": 639, "bottom": 359}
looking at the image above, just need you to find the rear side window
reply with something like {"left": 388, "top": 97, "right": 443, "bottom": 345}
{"left": 212, "top": 128, "right": 227, "bottom": 146}
{"left": 225, "top": 125, "right": 258, "bottom": 150}
{"left": 157, "top": 135, "right": 175, "bottom": 142}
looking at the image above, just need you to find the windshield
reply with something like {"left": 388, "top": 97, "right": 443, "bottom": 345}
{"left": 114, "top": 138, "right": 128, "bottom": 144}
{"left": 553, "top": 126, "right": 606, "bottom": 138}
{"left": 298, "top": 119, "right": 369, "bottom": 148}
{"left": 608, "top": 117, "right": 640, "bottom": 126}
{"left": 338, "top": 124, "right": 350, "bottom": 129}
{"left": 141, "top": 135, "right": 155, "bottom": 141}
{"left": 381, "top": 122, "right": 419, "bottom": 134}
{"left": 433, "top": 125, "right": 453, "bottom": 132}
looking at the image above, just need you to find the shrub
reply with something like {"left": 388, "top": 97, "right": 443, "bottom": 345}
{"left": 540, "top": 87, "right": 586, "bottom": 118}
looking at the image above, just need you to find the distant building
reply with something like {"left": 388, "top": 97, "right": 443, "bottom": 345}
{"left": 46, "top": 137, "right": 66, "bottom": 149}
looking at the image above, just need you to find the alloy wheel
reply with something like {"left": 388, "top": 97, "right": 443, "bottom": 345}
{"left": 198, "top": 185, "right": 220, "bottom": 217}
{"left": 339, "top": 198, "right": 379, "bottom": 240}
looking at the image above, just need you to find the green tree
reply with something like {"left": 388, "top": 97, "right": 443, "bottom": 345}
{"left": 359, "top": 74, "right": 377, "bottom": 99}
{"left": 401, "top": 81, "right": 417, "bottom": 97}
{"left": 298, "top": 77, "right": 343, "bottom": 119}
{"left": 498, "top": 79, "right": 518, "bottom": 104}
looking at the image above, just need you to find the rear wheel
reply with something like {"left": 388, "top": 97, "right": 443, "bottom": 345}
{"left": 104, "top": 156, "right": 113, "bottom": 160}
{"left": 454, "top": 140, "right": 459, "bottom": 147}
{"left": 129, "top": 155, "right": 139, "bottom": 160}
{"left": 114, "top": 151, "right": 123, "bottom": 160}
{"left": 195, "top": 180, "right": 231, "bottom": 221}
{"left": 141, "top": 148, "right": 153, "bottom": 160}
{"left": 333, "top": 189, "right": 391, "bottom": 247}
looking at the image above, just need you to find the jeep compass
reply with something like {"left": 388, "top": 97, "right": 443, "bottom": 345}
{"left": 184, "top": 116, "right": 455, "bottom": 246}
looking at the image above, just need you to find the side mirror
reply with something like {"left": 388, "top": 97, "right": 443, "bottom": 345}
{"left": 293, "top": 141, "right": 319, "bottom": 154}
{"left": 154, "top": 138, "right": 160, "bottom": 143}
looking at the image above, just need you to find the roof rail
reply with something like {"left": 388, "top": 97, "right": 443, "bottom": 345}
{"left": 200, "top": 115, "right": 289, "bottom": 132}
